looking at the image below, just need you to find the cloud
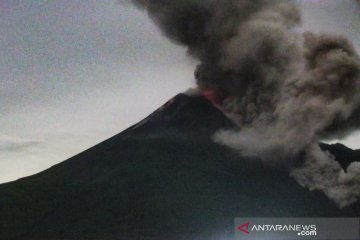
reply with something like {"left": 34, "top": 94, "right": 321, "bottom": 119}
{"left": 0, "top": 138, "right": 42, "bottom": 153}
{"left": 132, "top": 0, "right": 360, "bottom": 208}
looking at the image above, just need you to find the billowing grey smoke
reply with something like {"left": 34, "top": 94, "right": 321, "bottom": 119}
{"left": 131, "top": 0, "right": 301, "bottom": 99}
{"left": 130, "top": 0, "right": 360, "bottom": 207}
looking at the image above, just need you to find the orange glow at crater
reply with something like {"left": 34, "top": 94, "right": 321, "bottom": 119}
{"left": 202, "top": 89, "right": 222, "bottom": 106}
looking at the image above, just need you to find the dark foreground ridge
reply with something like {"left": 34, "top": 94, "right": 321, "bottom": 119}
{"left": 0, "top": 94, "right": 359, "bottom": 240}
{"left": 319, "top": 142, "right": 360, "bottom": 171}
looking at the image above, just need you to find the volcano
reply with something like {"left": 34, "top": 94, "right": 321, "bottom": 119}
{"left": 0, "top": 94, "right": 359, "bottom": 240}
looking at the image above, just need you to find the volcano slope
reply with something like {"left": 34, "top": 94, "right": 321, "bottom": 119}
{"left": 0, "top": 94, "right": 359, "bottom": 240}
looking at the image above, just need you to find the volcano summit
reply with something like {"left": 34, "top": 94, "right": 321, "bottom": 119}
{"left": 0, "top": 93, "right": 359, "bottom": 240}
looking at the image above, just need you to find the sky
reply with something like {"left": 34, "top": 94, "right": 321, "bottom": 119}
{"left": 0, "top": 0, "right": 359, "bottom": 183}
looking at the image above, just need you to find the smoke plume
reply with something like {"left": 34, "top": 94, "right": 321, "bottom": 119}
{"left": 130, "top": 0, "right": 360, "bottom": 207}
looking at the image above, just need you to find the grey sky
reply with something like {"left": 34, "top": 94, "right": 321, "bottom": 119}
{"left": 0, "top": 0, "right": 359, "bottom": 183}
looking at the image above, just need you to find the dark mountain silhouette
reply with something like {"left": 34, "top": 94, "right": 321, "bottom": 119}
{"left": 0, "top": 94, "right": 359, "bottom": 240}
{"left": 319, "top": 142, "right": 360, "bottom": 171}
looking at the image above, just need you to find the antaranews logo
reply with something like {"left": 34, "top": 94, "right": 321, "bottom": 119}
{"left": 234, "top": 218, "right": 360, "bottom": 240}
{"left": 237, "top": 222, "right": 317, "bottom": 236}
{"left": 237, "top": 222, "right": 250, "bottom": 234}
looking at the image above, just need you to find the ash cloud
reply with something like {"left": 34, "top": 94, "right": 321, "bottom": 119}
{"left": 291, "top": 144, "right": 360, "bottom": 208}
{"left": 130, "top": 0, "right": 360, "bottom": 207}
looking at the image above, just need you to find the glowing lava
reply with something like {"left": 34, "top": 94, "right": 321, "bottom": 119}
{"left": 202, "top": 89, "right": 222, "bottom": 106}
